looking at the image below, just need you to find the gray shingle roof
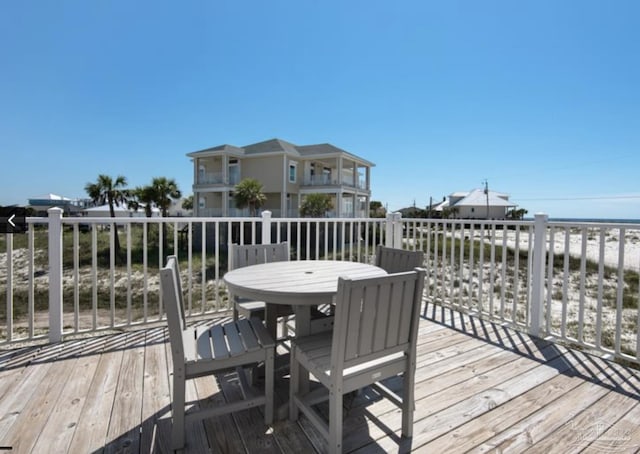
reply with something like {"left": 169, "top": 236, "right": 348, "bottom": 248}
{"left": 187, "top": 138, "right": 374, "bottom": 166}
{"left": 242, "top": 138, "right": 299, "bottom": 155}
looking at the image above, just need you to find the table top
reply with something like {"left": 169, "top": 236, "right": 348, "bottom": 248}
{"left": 224, "top": 260, "right": 387, "bottom": 306}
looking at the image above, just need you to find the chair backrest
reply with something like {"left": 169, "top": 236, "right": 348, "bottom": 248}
{"left": 375, "top": 245, "right": 424, "bottom": 274}
{"left": 160, "top": 256, "right": 187, "bottom": 366}
{"left": 331, "top": 268, "right": 426, "bottom": 371}
{"left": 229, "top": 242, "right": 289, "bottom": 270}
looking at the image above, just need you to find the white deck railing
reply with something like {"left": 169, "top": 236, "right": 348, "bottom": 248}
{"left": 2, "top": 210, "right": 639, "bottom": 365}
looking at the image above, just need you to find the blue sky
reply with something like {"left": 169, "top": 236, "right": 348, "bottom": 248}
{"left": 1, "top": 0, "right": 639, "bottom": 219}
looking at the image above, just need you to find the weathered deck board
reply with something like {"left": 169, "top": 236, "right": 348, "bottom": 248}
{"left": 0, "top": 307, "right": 638, "bottom": 453}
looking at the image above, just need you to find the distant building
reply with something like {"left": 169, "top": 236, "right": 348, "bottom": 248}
{"left": 188, "top": 138, "right": 374, "bottom": 218}
{"left": 28, "top": 194, "right": 93, "bottom": 216}
{"left": 434, "top": 188, "right": 517, "bottom": 220}
{"left": 83, "top": 202, "right": 160, "bottom": 218}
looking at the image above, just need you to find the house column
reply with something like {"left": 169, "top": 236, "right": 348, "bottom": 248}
{"left": 222, "top": 191, "right": 229, "bottom": 216}
{"left": 281, "top": 156, "right": 287, "bottom": 217}
{"left": 335, "top": 191, "right": 342, "bottom": 217}
{"left": 223, "top": 155, "right": 229, "bottom": 183}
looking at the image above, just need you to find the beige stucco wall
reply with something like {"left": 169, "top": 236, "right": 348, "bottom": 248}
{"left": 241, "top": 156, "right": 283, "bottom": 192}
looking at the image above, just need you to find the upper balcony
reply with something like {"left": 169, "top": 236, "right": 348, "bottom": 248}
{"left": 194, "top": 172, "right": 241, "bottom": 187}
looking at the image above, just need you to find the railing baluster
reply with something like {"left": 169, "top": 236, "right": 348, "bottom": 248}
{"left": 545, "top": 227, "right": 555, "bottom": 334}
{"left": 615, "top": 228, "right": 625, "bottom": 355}
{"left": 6, "top": 232, "right": 13, "bottom": 342}
{"left": 478, "top": 223, "right": 485, "bottom": 314}
{"left": 500, "top": 224, "right": 507, "bottom": 320}
{"left": 468, "top": 222, "right": 474, "bottom": 310}
{"left": 143, "top": 222, "right": 148, "bottom": 323}
{"left": 578, "top": 228, "right": 587, "bottom": 344}
{"left": 596, "top": 229, "right": 606, "bottom": 350}
{"left": 126, "top": 223, "right": 132, "bottom": 326}
{"left": 74, "top": 224, "right": 80, "bottom": 331}
{"left": 561, "top": 227, "right": 570, "bottom": 340}
{"left": 489, "top": 224, "right": 496, "bottom": 317}
{"left": 458, "top": 222, "right": 465, "bottom": 309}
{"left": 512, "top": 225, "right": 520, "bottom": 324}
{"left": 28, "top": 223, "right": 35, "bottom": 338}
{"left": 48, "top": 207, "right": 63, "bottom": 343}
{"left": 202, "top": 221, "right": 207, "bottom": 311}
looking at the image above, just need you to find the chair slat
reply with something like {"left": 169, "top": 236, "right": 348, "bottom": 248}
{"left": 236, "top": 318, "right": 261, "bottom": 352}
{"left": 372, "top": 281, "right": 391, "bottom": 352}
{"left": 249, "top": 318, "right": 276, "bottom": 348}
{"left": 223, "top": 322, "right": 245, "bottom": 357}
{"left": 195, "top": 326, "right": 212, "bottom": 360}
{"left": 396, "top": 280, "right": 414, "bottom": 345}
{"left": 358, "top": 284, "right": 378, "bottom": 356}
{"left": 210, "top": 324, "right": 229, "bottom": 359}
{"left": 344, "top": 285, "right": 364, "bottom": 361}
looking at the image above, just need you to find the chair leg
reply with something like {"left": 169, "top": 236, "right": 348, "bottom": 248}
{"left": 172, "top": 372, "right": 186, "bottom": 450}
{"left": 328, "top": 389, "right": 343, "bottom": 454}
{"left": 289, "top": 347, "right": 299, "bottom": 421}
{"left": 401, "top": 360, "right": 416, "bottom": 437}
{"left": 264, "top": 346, "right": 274, "bottom": 425}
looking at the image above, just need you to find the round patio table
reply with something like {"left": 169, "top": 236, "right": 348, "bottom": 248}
{"left": 224, "top": 259, "right": 387, "bottom": 418}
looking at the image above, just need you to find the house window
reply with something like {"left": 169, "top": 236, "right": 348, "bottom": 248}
{"left": 289, "top": 161, "right": 297, "bottom": 183}
{"left": 229, "top": 159, "right": 240, "bottom": 184}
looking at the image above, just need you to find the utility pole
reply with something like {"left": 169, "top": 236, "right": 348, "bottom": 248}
{"left": 483, "top": 179, "right": 490, "bottom": 219}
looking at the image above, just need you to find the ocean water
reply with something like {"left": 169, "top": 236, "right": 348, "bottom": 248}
{"left": 541, "top": 218, "right": 640, "bottom": 224}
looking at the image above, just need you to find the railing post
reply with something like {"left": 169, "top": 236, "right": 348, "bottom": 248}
{"left": 261, "top": 211, "right": 272, "bottom": 244}
{"left": 385, "top": 213, "right": 394, "bottom": 247}
{"left": 393, "top": 212, "right": 403, "bottom": 249}
{"left": 48, "top": 207, "right": 63, "bottom": 343}
{"left": 529, "top": 212, "right": 548, "bottom": 337}
{"left": 384, "top": 212, "right": 403, "bottom": 248}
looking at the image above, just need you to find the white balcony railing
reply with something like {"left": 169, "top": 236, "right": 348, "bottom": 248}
{"left": 2, "top": 211, "right": 639, "bottom": 366}
{"left": 303, "top": 175, "right": 337, "bottom": 186}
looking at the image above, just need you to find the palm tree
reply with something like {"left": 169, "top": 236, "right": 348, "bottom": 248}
{"left": 84, "top": 174, "right": 129, "bottom": 263}
{"left": 150, "top": 177, "right": 182, "bottom": 217}
{"left": 129, "top": 186, "right": 155, "bottom": 217}
{"left": 300, "top": 193, "right": 332, "bottom": 217}
{"left": 149, "top": 177, "right": 181, "bottom": 256}
{"left": 233, "top": 178, "right": 266, "bottom": 216}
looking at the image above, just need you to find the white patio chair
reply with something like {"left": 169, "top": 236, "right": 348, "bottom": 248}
{"left": 375, "top": 244, "right": 424, "bottom": 273}
{"left": 229, "top": 242, "right": 294, "bottom": 338}
{"left": 160, "top": 256, "right": 275, "bottom": 450}
{"left": 289, "top": 267, "right": 426, "bottom": 453}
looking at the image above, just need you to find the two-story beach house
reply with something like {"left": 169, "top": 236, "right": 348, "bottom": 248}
{"left": 188, "top": 138, "right": 374, "bottom": 218}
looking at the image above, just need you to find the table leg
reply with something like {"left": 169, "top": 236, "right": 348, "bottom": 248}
{"left": 293, "top": 305, "right": 311, "bottom": 396}
{"left": 265, "top": 303, "right": 278, "bottom": 341}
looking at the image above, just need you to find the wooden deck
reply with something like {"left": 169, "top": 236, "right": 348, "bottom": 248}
{"left": 1, "top": 305, "right": 639, "bottom": 453}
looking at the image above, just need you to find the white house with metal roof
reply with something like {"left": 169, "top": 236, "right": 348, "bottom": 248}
{"left": 435, "top": 188, "right": 517, "bottom": 219}
{"left": 187, "top": 138, "right": 374, "bottom": 218}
